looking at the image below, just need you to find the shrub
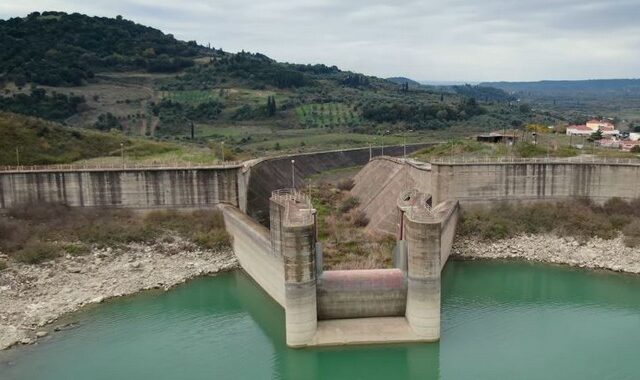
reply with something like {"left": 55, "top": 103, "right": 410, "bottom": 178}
{"left": 0, "top": 218, "right": 30, "bottom": 252}
{"left": 192, "top": 230, "right": 232, "bottom": 250}
{"left": 0, "top": 260, "right": 7, "bottom": 271}
{"left": 336, "top": 178, "right": 355, "bottom": 191}
{"left": 63, "top": 243, "right": 91, "bottom": 256}
{"left": 7, "top": 202, "right": 71, "bottom": 223}
{"left": 14, "top": 241, "right": 62, "bottom": 264}
{"left": 350, "top": 210, "right": 370, "bottom": 227}
{"left": 339, "top": 196, "right": 360, "bottom": 214}
{"left": 623, "top": 221, "right": 640, "bottom": 247}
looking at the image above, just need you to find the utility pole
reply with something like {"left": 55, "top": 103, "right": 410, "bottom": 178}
{"left": 15, "top": 147, "right": 19, "bottom": 166}
{"left": 120, "top": 143, "right": 125, "bottom": 169}
{"left": 221, "top": 141, "right": 225, "bottom": 163}
{"left": 369, "top": 143, "right": 372, "bottom": 161}
{"left": 404, "top": 129, "right": 413, "bottom": 159}
{"left": 291, "top": 159, "right": 296, "bottom": 189}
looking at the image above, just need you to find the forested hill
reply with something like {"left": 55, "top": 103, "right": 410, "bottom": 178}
{"left": 0, "top": 11, "right": 207, "bottom": 86}
{"left": 0, "top": 11, "right": 561, "bottom": 150}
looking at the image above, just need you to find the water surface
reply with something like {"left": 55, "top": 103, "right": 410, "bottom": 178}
{"left": 1, "top": 260, "right": 639, "bottom": 380}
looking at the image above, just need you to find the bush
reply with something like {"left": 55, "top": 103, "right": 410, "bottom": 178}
{"left": 63, "top": 243, "right": 91, "bottom": 256}
{"left": 336, "top": 178, "right": 355, "bottom": 191}
{"left": 339, "top": 196, "right": 360, "bottom": 214}
{"left": 192, "top": 230, "right": 232, "bottom": 250}
{"left": 0, "top": 260, "right": 7, "bottom": 271}
{"left": 14, "top": 241, "right": 62, "bottom": 264}
{"left": 0, "top": 218, "right": 30, "bottom": 252}
{"left": 350, "top": 210, "right": 370, "bottom": 227}
{"left": 623, "top": 221, "right": 640, "bottom": 247}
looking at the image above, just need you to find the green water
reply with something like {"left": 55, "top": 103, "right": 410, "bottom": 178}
{"left": 1, "top": 261, "right": 639, "bottom": 380}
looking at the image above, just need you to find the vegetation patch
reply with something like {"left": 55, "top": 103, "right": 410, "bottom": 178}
{"left": 0, "top": 112, "right": 177, "bottom": 165}
{"left": 309, "top": 182, "right": 394, "bottom": 270}
{"left": 460, "top": 197, "right": 640, "bottom": 242}
{"left": 0, "top": 203, "right": 231, "bottom": 265}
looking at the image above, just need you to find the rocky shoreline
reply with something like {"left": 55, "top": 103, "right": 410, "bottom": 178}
{"left": 0, "top": 237, "right": 238, "bottom": 350}
{"left": 452, "top": 234, "right": 640, "bottom": 274}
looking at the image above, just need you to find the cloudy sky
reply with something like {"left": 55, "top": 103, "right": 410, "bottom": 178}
{"left": 1, "top": 0, "right": 639, "bottom": 82}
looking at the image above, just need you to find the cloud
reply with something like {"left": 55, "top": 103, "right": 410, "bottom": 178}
{"left": 1, "top": 0, "right": 639, "bottom": 81}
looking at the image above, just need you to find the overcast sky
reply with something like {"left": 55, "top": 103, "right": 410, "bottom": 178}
{"left": 2, "top": 0, "right": 639, "bottom": 82}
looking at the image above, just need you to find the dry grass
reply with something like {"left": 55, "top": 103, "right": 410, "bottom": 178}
{"left": 309, "top": 183, "right": 394, "bottom": 270}
{"left": 0, "top": 203, "right": 231, "bottom": 265}
{"left": 460, "top": 197, "right": 640, "bottom": 243}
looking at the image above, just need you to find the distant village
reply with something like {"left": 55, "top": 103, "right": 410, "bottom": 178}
{"left": 477, "top": 118, "right": 640, "bottom": 152}
{"left": 565, "top": 119, "right": 640, "bottom": 152}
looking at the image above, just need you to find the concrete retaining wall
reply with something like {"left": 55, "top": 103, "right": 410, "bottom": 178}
{"left": 0, "top": 168, "right": 241, "bottom": 209}
{"left": 317, "top": 269, "right": 406, "bottom": 319}
{"left": 220, "top": 204, "right": 285, "bottom": 307}
{"left": 352, "top": 157, "right": 431, "bottom": 235}
{"left": 245, "top": 144, "right": 435, "bottom": 226}
{"left": 437, "top": 201, "right": 460, "bottom": 269}
{"left": 431, "top": 161, "right": 640, "bottom": 205}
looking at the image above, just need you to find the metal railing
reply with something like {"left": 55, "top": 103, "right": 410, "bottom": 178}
{"left": 0, "top": 161, "right": 244, "bottom": 173}
{"left": 430, "top": 156, "right": 640, "bottom": 165}
{"left": 271, "top": 188, "right": 314, "bottom": 226}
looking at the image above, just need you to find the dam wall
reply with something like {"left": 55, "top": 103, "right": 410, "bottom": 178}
{"left": 0, "top": 166, "right": 242, "bottom": 209}
{"left": 431, "top": 158, "right": 640, "bottom": 205}
{"left": 244, "top": 144, "right": 435, "bottom": 226}
{"left": 317, "top": 269, "right": 406, "bottom": 319}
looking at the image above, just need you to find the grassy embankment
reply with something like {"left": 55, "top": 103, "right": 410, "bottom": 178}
{"left": 309, "top": 179, "right": 395, "bottom": 269}
{"left": 0, "top": 112, "right": 226, "bottom": 166}
{"left": 0, "top": 203, "right": 231, "bottom": 269}
{"left": 460, "top": 198, "right": 640, "bottom": 247}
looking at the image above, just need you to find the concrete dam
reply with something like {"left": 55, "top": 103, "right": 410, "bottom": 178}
{"left": 2, "top": 150, "right": 640, "bottom": 347}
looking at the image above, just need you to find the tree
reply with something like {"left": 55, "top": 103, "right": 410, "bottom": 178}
{"left": 266, "top": 96, "right": 276, "bottom": 117}
{"left": 589, "top": 129, "right": 603, "bottom": 141}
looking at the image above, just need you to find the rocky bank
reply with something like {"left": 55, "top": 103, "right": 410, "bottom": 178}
{"left": 0, "top": 237, "right": 238, "bottom": 350}
{"left": 453, "top": 234, "right": 640, "bottom": 274}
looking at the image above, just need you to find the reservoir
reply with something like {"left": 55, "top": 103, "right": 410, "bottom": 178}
{"left": 1, "top": 260, "right": 639, "bottom": 380}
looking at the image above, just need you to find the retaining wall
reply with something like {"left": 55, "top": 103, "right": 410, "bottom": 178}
{"left": 0, "top": 167, "right": 241, "bottom": 209}
{"left": 431, "top": 160, "right": 640, "bottom": 205}
{"left": 220, "top": 204, "right": 284, "bottom": 306}
{"left": 244, "top": 144, "right": 435, "bottom": 226}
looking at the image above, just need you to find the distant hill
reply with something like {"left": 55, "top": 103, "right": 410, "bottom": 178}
{"left": 481, "top": 79, "right": 640, "bottom": 98}
{"left": 450, "top": 84, "right": 514, "bottom": 102}
{"left": 386, "top": 77, "right": 422, "bottom": 86}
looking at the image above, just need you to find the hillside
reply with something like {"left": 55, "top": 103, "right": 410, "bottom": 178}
{"left": 0, "top": 11, "right": 207, "bottom": 86}
{"left": 0, "top": 112, "right": 181, "bottom": 165}
{"left": 0, "top": 12, "right": 565, "bottom": 160}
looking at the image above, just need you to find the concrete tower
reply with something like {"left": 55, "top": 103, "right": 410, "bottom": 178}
{"left": 270, "top": 189, "right": 317, "bottom": 347}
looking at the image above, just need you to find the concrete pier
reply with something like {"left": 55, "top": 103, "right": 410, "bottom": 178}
{"left": 270, "top": 190, "right": 318, "bottom": 347}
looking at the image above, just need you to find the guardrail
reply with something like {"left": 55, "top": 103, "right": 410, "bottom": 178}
{"left": 271, "top": 188, "right": 314, "bottom": 226}
{"left": 0, "top": 161, "right": 244, "bottom": 173}
{"left": 430, "top": 156, "right": 640, "bottom": 165}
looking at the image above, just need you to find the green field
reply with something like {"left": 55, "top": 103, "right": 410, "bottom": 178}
{"left": 295, "top": 103, "right": 360, "bottom": 128}
{"left": 161, "top": 90, "right": 222, "bottom": 105}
